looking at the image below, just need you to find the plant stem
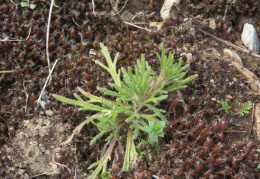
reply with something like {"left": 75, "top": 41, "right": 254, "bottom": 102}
{"left": 121, "top": 125, "right": 138, "bottom": 171}
{"left": 88, "top": 132, "right": 119, "bottom": 178}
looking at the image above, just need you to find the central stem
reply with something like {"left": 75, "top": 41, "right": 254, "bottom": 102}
{"left": 121, "top": 125, "right": 138, "bottom": 171}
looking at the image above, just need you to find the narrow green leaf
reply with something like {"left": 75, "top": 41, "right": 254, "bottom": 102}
{"left": 73, "top": 93, "right": 85, "bottom": 102}
{"left": 97, "top": 87, "right": 121, "bottom": 97}
{"left": 53, "top": 94, "right": 86, "bottom": 107}
{"left": 145, "top": 104, "right": 168, "bottom": 123}
{"left": 133, "top": 121, "right": 139, "bottom": 139}
{"left": 0, "top": 70, "right": 14, "bottom": 73}
{"left": 78, "top": 103, "right": 106, "bottom": 111}
{"left": 77, "top": 87, "right": 104, "bottom": 102}
{"left": 90, "top": 130, "right": 108, "bottom": 145}
{"left": 125, "top": 114, "right": 137, "bottom": 122}
{"left": 95, "top": 60, "right": 109, "bottom": 71}
{"left": 140, "top": 114, "right": 160, "bottom": 123}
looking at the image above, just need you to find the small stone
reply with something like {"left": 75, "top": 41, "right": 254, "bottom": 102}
{"left": 149, "top": 22, "right": 163, "bottom": 31}
{"left": 209, "top": 19, "right": 216, "bottom": 30}
{"left": 225, "top": 94, "right": 233, "bottom": 99}
{"left": 211, "top": 98, "right": 216, "bottom": 101}
{"left": 186, "top": 53, "right": 193, "bottom": 63}
{"left": 18, "top": 169, "right": 25, "bottom": 175}
{"left": 45, "top": 110, "right": 55, "bottom": 117}
{"left": 40, "top": 146, "right": 46, "bottom": 153}
{"left": 241, "top": 23, "right": 259, "bottom": 52}
{"left": 160, "top": 0, "right": 181, "bottom": 21}
{"left": 189, "top": 27, "right": 196, "bottom": 36}
{"left": 223, "top": 49, "right": 243, "bottom": 66}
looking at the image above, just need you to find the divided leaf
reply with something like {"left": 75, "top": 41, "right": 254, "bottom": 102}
{"left": 52, "top": 42, "right": 197, "bottom": 178}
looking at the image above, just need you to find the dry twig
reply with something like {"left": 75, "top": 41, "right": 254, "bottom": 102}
{"left": 61, "top": 119, "right": 90, "bottom": 145}
{"left": 255, "top": 103, "right": 260, "bottom": 139}
{"left": 109, "top": 0, "right": 151, "bottom": 32}
{"left": 53, "top": 155, "right": 71, "bottom": 174}
{"left": 124, "top": 21, "right": 151, "bottom": 32}
{"left": 0, "top": 27, "right": 31, "bottom": 42}
{"left": 193, "top": 25, "right": 260, "bottom": 58}
{"left": 37, "top": 59, "right": 59, "bottom": 106}
{"left": 229, "top": 61, "right": 260, "bottom": 94}
{"left": 248, "top": 102, "right": 255, "bottom": 138}
{"left": 118, "top": 0, "right": 129, "bottom": 13}
{"left": 92, "top": 0, "right": 97, "bottom": 16}
{"left": 46, "top": 0, "right": 55, "bottom": 73}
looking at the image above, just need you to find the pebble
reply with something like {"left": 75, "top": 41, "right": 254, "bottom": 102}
{"left": 209, "top": 19, "right": 216, "bottom": 30}
{"left": 241, "top": 23, "right": 259, "bottom": 53}
{"left": 149, "top": 22, "right": 163, "bottom": 31}
{"left": 186, "top": 53, "right": 193, "bottom": 63}
{"left": 160, "top": 0, "right": 181, "bottom": 21}
{"left": 45, "top": 109, "right": 55, "bottom": 117}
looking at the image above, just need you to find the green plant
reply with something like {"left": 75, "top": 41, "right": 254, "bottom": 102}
{"left": 218, "top": 100, "right": 252, "bottom": 116}
{"left": 239, "top": 101, "right": 252, "bottom": 116}
{"left": 136, "top": 139, "right": 153, "bottom": 161}
{"left": 53, "top": 43, "right": 197, "bottom": 178}
{"left": 0, "top": 70, "right": 14, "bottom": 74}
{"left": 143, "top": 120, "right": 165, "bottom": 155}
{"left": 21, "top": 0, "right": 37, "bottom": 9}
{"left": 144, "top": 121, "right": 165, "bottom": 145}
{"left": 217, "top": 100, "right": 231, "bottom": 114}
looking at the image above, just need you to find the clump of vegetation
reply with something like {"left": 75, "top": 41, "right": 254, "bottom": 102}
{"left": 239, "top": 101, "right": 252, "bottom": 116}
{"left": 53, "top": 43, "right": 197, "bottom": 178}
{"left": 218, "top": 100, "right": 252, "bottom": 116}
{"left": 20, "top": 0, "right": 37, "bottom": 9}
{"left": 217, "top": 100, "right": 231, "bottom": 114}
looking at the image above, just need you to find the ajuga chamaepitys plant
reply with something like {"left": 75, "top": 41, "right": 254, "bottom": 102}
{"left": 53, "top": 43, "right": 197, "bottom": 178}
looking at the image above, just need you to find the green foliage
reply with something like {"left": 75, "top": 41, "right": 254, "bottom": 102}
{"left": 136, "top": 139, "right": 153, "bottom": 161}
{"left": 101, "top": 171, "right": 112, "bottom": 179}
{"left": 21, "top": 0, "right": 37, "bottom": 9}
{"left": 144, "top": 121, "right": 165, "bottom": 145}
{"left": 53, "top": 43, "right": 197, "bottom": 178}
{"left": 239, "top": 101, "right": 252, "bottom": 116}
{"left": 218, "top": 100, "right": 252, "bottom": 116}
{"left": 217, "top": 100, "right": 231, "bottom": 114}
{"left": 0, "top": 70, "right": 14, "bottom": 74}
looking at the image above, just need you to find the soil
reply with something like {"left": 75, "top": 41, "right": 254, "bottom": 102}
{"left": 0, "top": 0, "right": 259, "bottom": 178}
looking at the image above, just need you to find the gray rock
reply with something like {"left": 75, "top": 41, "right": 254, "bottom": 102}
{"left": 45, "top": 109, "right": 55, "bottom": 116}
{"left": 160, "top": 0, "right": 181, "bottom": 21}
{"left": 241, "top": 23, "right": 259, "bottom": 53}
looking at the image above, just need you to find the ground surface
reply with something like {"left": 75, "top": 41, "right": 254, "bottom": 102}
{"left": 0, "top": 0, "right": 260, "bottom": 178}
